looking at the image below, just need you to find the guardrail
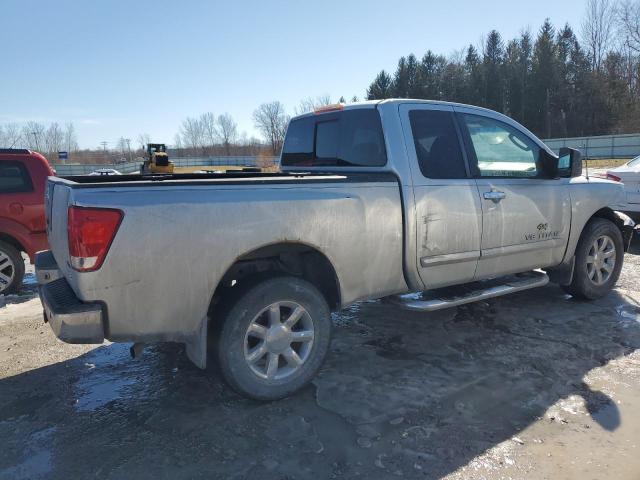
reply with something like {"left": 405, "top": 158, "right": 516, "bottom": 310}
{"left": 52, "top": 156, "right": 279, "bottom": 176}
{"left": 543, "top": 133, "right": 640, "bottom": 159}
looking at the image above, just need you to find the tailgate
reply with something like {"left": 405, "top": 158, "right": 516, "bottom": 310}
{"left": 45, "top": 178, "right": 72, "bottom": 276}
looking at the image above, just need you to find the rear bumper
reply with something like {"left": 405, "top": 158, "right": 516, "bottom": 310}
{"left": 36, "top": 251, "right": 104, "bottom": 344}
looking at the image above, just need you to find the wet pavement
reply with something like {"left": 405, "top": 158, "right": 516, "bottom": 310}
{"left": 1, "top": 243, "right": 640, "bottom": 480}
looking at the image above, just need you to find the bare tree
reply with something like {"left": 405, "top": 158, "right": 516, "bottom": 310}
{"left": 0, "top": 123, "right": 22, "bottom": 148}
{"left": 173, "top": 133, "right": 183, "bottom": 149}
{"left": 217, "top": 113, "right": 237, "bottom": 155}
{"left": 581, "top": 0, "right": 617, "bottom": 71}
{"left": 22, "top": 121, "right": 45, "bottom": 151}
{"left": 137, "top": 133, "right": 151, "bottom": 151}
{"left": 294, "top": 95, "right": 332, "bottom": 115}
{"left": 117, "top": 137, "right": 128, "bottom": 156}
{"left": 619, "top": 0, "right": 640, "bottom": 52}
{"left": 253, "top": 101, "right": 289, "bottom": 155}
{"left": 179, "top": 116, "right": 205, "bottom": 152}
{"left": 64, "top": 122, "right": 78, "bottom": 152}
{"left": 200, "top": 112, "right": 219, "bottom": 150}
{"left": 44, "top": 123, "right": 64, "bottom": 156}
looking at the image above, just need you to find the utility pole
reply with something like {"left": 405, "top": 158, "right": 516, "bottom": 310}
{"left": 100, "top": 141, "right": 108, "bottom": 163}
{"left": 31, "top": 131, "right": 40, "bottom": 151}
{"left": 125, "top": 138, "right": 132, "bottom": 162}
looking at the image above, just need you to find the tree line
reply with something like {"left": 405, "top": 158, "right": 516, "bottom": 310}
{"left": 0, "top": 121, "right": 78, "bottom": 157}
{"left": 366, "top": 0, "right": 640, "bottom": 139}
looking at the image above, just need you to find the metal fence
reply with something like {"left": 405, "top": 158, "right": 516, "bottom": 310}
{"left": 543, "top": 133, "right": 640, "bottom": 159}
{"left": 52, "top": 156, "right": 279, "bottom": 176}
{"left": 51, "top": 135, "right": 640, "bottom": 174}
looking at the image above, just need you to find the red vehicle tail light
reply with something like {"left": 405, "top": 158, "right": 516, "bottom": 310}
{"left": 67, "top": 206, "right": 123, "bottom": 271}
{"left": 606, "top": 173, "right": 622, "bottom": 182}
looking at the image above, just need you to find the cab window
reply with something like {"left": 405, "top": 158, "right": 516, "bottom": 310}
{"left": 409, "top": 110, "right": 467, "bottom": 179}
{"left": 462, "top": 114, "right": 540, "bottom": 178}
{"left": 0, "top": 161, "right": 33, "bottom": 194}
{"left": 281, "top": 109, "right": 387, "bottom": 167}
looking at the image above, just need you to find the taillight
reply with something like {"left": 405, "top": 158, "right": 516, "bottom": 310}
{"left": 67, "top": 206, "right": 123, "bottom": 271}
{"left": 607, "top": 173, "right": 622, "bottom": 182}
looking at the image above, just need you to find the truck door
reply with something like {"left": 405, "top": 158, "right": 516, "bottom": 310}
{"left": 399, "top": 104, "right": 483, "bottom": 289}
{"left": 454, "top": 108, "right": 571, "bottom": 278}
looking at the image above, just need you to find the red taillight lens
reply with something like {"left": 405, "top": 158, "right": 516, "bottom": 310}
{"left": 67, "top": 206, "right": 122, "bottom": 271}
{"left": 607, "top": 173, "right": 622, "bottom": 182}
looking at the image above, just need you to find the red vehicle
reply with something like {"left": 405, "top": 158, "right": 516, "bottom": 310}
{"left": 0, "top": 149, "right": 54, "bottom": 293}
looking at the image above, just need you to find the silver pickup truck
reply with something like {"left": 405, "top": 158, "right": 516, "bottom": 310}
{"left": 36, "top": 99, "right": 635, "bottom": 400}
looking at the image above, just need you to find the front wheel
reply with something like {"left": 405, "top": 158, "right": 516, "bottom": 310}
{"left": 0, "top": 241, "right": 24, "bottom": 295}
{"left": 562, "top": 218, "right": 624, "bottom": 300}
{"left": 216, "top": 276, "right": 332, "bottom": 400}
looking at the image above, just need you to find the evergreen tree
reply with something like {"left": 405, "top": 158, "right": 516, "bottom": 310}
{"left": 418, "top": 51, "right": 444, "bottom": 99}
{"left": 530, "top": 19, "right": 558, "bottom": 138}
{"left": 361, "top": 17, "right": 640, "bottom": 138}
{"left": 405, "top": 54, "right": 421, "bottom": 97}
{"left": 366, "top": 71, "right": 393, "bottom": 100}
{"left": 392, "top": 57, "right": 410, "bottom": 97}
{"left": 463, "top": 45, "right": 483, "bottom": 105}
{"left": 483, "top": 30, "right": 505, "bottom": 111}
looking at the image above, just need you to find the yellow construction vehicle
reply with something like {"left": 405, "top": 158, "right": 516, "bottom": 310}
{"left": 140, "top": 143, "right": 174, "bottom": 174}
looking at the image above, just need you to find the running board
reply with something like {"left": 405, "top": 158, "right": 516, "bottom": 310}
{"left": 385, "top": 271, "right": 549, "bottom": 312}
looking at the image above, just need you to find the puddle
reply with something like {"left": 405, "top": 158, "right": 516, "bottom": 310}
{"left": 616, "top": 305, "right": 640, "bottom": 326}
{"left": 332, "top": 302, "right": 362, "bottom": 327}
{"left": 73, "top": 344, "right": 137, "bottom": 412}
{"left": 1, "top": 450, "right": 52, "bottom": 479}
{"left": 0, "top": 427, "right": 55, "bottom": 479}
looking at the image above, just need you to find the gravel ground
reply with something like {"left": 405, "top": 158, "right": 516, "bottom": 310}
{"left": 1, "top": 242, "right": 639, "bottom": 480}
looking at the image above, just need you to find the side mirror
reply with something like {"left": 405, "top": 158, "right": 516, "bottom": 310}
{"left": 558, "top": 147, "right": 582, "bottom": 178}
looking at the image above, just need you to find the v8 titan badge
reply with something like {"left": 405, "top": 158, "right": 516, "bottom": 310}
{"left": 525, "top": 223, "right": 560, "bottom": 241}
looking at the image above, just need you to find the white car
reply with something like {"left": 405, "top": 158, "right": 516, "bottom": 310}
{"left": 607, "top": 156, "right": 640, "bottom": 220}
{"left": 88, "top": 168, "right": 122, "bottom": 176}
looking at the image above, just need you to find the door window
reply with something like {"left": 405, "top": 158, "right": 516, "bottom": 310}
{"left": 462, "top": 114, "right": 540, "bottom": 178}
{"left": 0, "top": 161, "right": 33, "bottom": 193}
{"left": 409, "top": 110, "right": 467, "bottom": 179}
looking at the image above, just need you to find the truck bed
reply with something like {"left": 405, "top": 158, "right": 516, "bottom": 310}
{"left": 44, "top": 170, "right": 408, "bottom": 367}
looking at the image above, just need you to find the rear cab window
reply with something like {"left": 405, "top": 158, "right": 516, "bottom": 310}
{"left": 408, "top": 110, "right": 467, "bottom": 179}
{"left": 281, "top": 109, "right": 387, "bottom": 168}
{"left": 0, "top": 160, "right": 33, "bottom": 194}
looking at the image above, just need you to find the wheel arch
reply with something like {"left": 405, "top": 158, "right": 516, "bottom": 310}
{"left": 209, "top": 241, "right": 343, "bottom": 317}
{"left": 0, "top": 232, "right": 26, "bottom": 254}
{"left": 550, "top": 206, "right": 632, "bottom": 286}
{"left": 185, "top": 241, "right": 343, "bottom": 371}
{"left": 591, "top": 207, "right": 635, "bottom": 251}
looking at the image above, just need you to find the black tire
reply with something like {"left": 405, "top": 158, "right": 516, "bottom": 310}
{"left": 562, "top": 218, "right": 624, "bottom": 300}
{"left": 216, "top": 276, "right": 331, "bottom": 401}
{"left": 0, "top": 240, "right": 24, "bottom": 295}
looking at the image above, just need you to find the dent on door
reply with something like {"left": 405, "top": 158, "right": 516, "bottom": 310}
{"left": 416, "top": 182, "right": 482, "bottom": 288}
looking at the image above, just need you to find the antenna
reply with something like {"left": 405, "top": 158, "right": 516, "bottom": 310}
{"left": 583, "top": 141, "right": 589, "bottom": 180}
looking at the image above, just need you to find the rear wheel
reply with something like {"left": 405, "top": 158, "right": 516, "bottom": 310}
{"left": 216, "top": 276, "right": 331, "bottom": 400}
{"left": 0, "top": 241, "right": 24, "bottom": 295}
{"left": 562, "top": 218, "right": 624, "bottom": 300}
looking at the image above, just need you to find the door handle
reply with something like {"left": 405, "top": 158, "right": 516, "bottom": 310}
{"left": 483, "top": 190, "right": 506, "bottom": 202}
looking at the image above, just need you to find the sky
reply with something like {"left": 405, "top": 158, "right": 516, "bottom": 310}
{"left": 1, "top": 0, "right": 587, "bottom": 149}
